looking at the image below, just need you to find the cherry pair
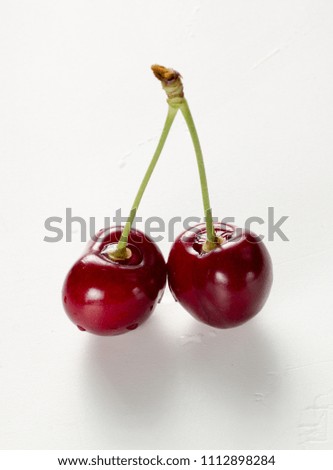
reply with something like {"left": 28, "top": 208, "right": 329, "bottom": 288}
{"left": 62, "top": 66, "right": 272, "bottom": 336}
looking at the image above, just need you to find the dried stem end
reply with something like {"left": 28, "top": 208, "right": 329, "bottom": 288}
{"left": 151, "top": 64, "right": 185, "bottom": 106}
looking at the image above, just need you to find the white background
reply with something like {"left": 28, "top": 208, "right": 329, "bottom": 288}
{"left": 1, "top": 0, "right": 333, "bottom": 450}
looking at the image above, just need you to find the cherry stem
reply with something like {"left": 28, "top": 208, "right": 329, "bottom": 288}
{"left": 179, "top": 100, "right": 217, "bottom": 245}
{"left": 151, "top": 65, "right": 218, "bottom": 249}
{"left": 112, "top": 105, "right": 178, "bottom": 258}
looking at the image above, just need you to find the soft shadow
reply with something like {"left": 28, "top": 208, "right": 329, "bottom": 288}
{"left": 177, "top": 313, "right": 281, "bottom": 408}
{"left": 81, "top": 314, "right": 177, "bottom": 426}
{"left": 81, "top": 305, "right": 281, "bottom": 436}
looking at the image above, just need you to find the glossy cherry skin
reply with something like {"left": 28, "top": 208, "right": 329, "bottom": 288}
{"left": 62, "top": 227, "right": 167, "bottom": 335}
{"left": 168, "top": 223, "right": 273, "bottom": 328}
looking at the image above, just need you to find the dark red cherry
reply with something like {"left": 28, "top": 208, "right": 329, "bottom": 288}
{"left": 168, "top": 223, "right": 273, "bottom": 328}
{"left": 62, "top": 227, "right": 167, "bottom": 335}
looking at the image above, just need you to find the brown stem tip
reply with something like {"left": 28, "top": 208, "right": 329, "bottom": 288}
{"left": 151, "top": 65, "right": 181, "bottom": 83}
{"left": 151, "top": 64, "right": 184, "bottom": 102}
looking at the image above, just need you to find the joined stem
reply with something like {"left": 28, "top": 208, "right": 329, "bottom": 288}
{"left": 110, "top": 64, "right": 220, "bottom": 260}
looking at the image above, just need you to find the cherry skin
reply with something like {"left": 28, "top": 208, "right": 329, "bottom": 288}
{"left": 168, "top": 223, "right": 273, "bottom": 328}
{"left": 62, "top": 227, "right": 167, "bottom": 335}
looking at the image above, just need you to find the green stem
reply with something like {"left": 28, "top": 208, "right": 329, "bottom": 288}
{"left": 180, "top": 99, "right": 216, "bottom": 244}
{"left": 113, "top": 105, "right": 178, "bottom": 257}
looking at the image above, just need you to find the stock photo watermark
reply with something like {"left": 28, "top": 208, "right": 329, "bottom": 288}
{"left": 43, "top": 207, "right": 289, "bottom": 243}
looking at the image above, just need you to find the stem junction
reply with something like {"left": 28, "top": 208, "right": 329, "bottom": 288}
{"left": 109, "top": 64, "right": 221, "bottom": 260}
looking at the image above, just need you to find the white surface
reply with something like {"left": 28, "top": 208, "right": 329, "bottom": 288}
{"left": 1, "top": 0, "right": 333, "bottom": 450}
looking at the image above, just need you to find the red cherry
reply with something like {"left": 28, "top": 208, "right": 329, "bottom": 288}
{"left": 167, "top": 223, "right": 273, "bottom": 328}
{"left": 62, "top": 227, "right": 166, "bottom": 335}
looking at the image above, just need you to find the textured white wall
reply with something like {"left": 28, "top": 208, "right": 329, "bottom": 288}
{"left": 0, "top": 0, "right": 333, "bottom": 450}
